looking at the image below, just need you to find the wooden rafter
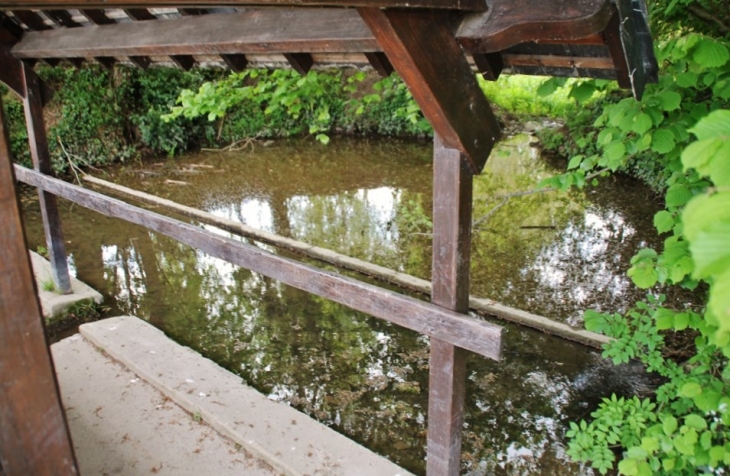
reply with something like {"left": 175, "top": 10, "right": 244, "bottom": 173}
{"left": 358, "top": 7, "right": 500, "bottom": 172}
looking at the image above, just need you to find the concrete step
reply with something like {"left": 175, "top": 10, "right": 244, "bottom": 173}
{"left": 68, "top": 315, "right": 412, "bottom": 476}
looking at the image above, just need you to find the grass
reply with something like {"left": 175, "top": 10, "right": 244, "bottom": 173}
{"left": 478, "top": 75, "right": 578, "bottom": 119}
{"left": 40, "top": 277, "right": 57, "bottom": 292}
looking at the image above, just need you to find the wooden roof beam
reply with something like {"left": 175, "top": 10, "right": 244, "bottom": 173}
{"left": 0, "top": 0, "right": 488, "bottom": 10}
{"left": 358, "top": 7, "right": 500, "bottom": 172}
{"left": 0, "top": 11, "right": 23, "bottom": 45}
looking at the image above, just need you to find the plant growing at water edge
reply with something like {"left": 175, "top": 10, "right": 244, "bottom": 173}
{"left": 543, "top": 31, "right": 730, "bottom": 476}
{"left": 40, "top": 277, "right": 57, "bottom": 293}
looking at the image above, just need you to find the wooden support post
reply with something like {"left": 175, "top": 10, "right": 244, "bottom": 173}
{"left": 21, "top": 62, "right": 72, "bottom": 294}
{"left": 427, "top": 135, "right": 473, "bottom": 476}
{"left": 358, "top": 7, "right": 500, "bottom": 173}
{"left": 0, "top": 93, "right": 78, "bottom": 476}
{"left": 364, "top": 52, "right": 393, "bottom": 77}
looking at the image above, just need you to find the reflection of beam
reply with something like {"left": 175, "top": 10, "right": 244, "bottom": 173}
{"left": 16, "top": 165, "right": 503, "bottom": 360}
{"left": 0, "top": 94, "right": 79, "bottom": 476}
{"left": 359, "top": 8, "right": 500, "bottom": 172}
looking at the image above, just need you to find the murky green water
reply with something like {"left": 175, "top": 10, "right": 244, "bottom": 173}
{"left": 22, "top": 135, "right": 684, "bottom": 475}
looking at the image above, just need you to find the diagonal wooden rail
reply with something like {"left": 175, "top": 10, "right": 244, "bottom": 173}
{"left": 14, "top": 165, "right": 504, "bottom": 361}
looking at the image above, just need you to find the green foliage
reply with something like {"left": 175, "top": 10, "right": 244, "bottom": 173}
{"left": 0, "top": 89, "right": 31, "bottom": 167}
{"left": 542, "top": 12, "right": 730, "bottom": 476}
{"left": 163, "top": 69, "right": 434, "bottom": 144}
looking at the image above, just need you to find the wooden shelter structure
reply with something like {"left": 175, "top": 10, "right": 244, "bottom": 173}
{"left": 0, "top": 1, "right": 657, "bottom": 475}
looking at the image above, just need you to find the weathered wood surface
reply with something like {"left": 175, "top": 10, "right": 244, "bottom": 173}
{"left": 10, "top": 5, "right": 614, "bottom": 60}
{"left": 614, "top": 0, "right": 657, "bottom": 99}
{"left": 82, "top": 174, "right": 609, "bottom": 348}
{"left": 427, "top": 136, "right": 472, "bottom": 476}
{"left": 0, "top": 12, "right": 23, "bottom": 45}
{"left": 359, "top": 7, "right": 500, "bottom": 172}
{"left": 16, "top": 165, "right": 503, "bottom": 360}
{"left": 0, "top": 45, "right": 23, "bottom": 98}
{"left": 0, "top": 96, "right": 78, "bottom": 476}
{"left": 21, "top": 62, "right": 72, "bottom": 294}
{"left": 457, "top": 0, "right": 613, "bottom": 53}
{"left": 0, "top": 0, "right": 488, "bottom": 10}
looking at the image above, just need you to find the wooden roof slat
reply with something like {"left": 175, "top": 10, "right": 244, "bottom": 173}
{"left": 42, "top": 9, "right": 80, "bottom": 27}
{"left": 0, "top": 11, "right": 23, "bottom": 44}
{"left": 11, "top": 10, "right": 51, "bottom": 30}
{"left": 80, "top": 9, "right": 115, "bottom": 25}
{"left": 220, "top": 53, "right": 248, "bottom": 72}
{"left": 364, "top": 52, "right": 393, "bottom": 77}
{"left": 0, "top": 0, "right": 487, "bottom": 11}
{"left": 283, "top": 52, "right": 312, "bottom": 75}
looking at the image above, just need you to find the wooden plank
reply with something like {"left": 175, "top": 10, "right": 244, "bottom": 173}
{"left": 11, "top": 10, "right": 51, "bottom": 30}
{"left": 128, "top": 55, "right": 150, "bottom": 69}
{"left": 15, "top": 165, "right": 503, "bottom": 360}
{"left": 21, "top": 62, "right": 72, "bottom": 294}
{"left": 472, "top": 52, "right": 502, "bottom": 80}
{"left": 0, "top": 92, "right": 78, "bottom": 476}
{"left": 221, "top": 53, "right": 248, "bottom": 72}
{"left": 364, "top": 51, "right": 393, "bottom": 77}
{"left": 426, "top": 135, "right": 472, "bottom": 476}
{"left": 457, "top": 0, "right": 614, "bottom": 53}
{"left": 170, "top": 53, "right": 195, "bottom": 70}
{"left": 358, "top": 7, "right": 500, "bottom": 173}
{"left": 0, "top": 45, "right": 24, "bottom": 98}
{"left": 0, "top": 12, "right": 24, "bottom": 45}
{"left": 0, "top": 0, "right": 487, "bottom": 11}
{"left": 42, "top": 9, "right": 80, "bottom": 28}
{"left": 11, "top": 9, "right": 379, "bottom": 58}
{"left": 283, "top": 52, "right": 312, "bottom": 75}
{"left": 122, "top": 8, "right": 155, "bottom": 21}
{"left": 80, "top": 9, "right": 116, "bottom": 25}
{"left": 502, "top": 53, "right": 615, "bottom": 70}
{"left": 603, "top": 7, "right": 630, "bottom": 89}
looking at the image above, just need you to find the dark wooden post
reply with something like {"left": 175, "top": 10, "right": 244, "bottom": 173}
{"left": 0, "top": 96, "right": 79, "bottom": 476}
{"left": 21, "top": 61, "right": 72, "bottom": 294}
{"left": 427, "top": 134, "right": 473, "bottom": 476}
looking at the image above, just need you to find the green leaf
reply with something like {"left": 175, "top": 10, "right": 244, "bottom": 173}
{"left": 652, "top": 129, "right": 676, "bottom": 154}
{"left": 568, "top": 155, "right": 584, "bottom": 170}
{"left": 632, "top": 113, "right": 653, "bottom": 135}
{"left": 689, "top": 110, "right": 730, "bottom": 140}
{"left": 693, "top": 38, "right": 730, "bottom": 68}
{"left": 675, "top": 72, "right": 698, "bottom": 88}
{"left": 694, "top": 390, "right": 721, "bottom": 412}
{"left": 681, "top": 138, "right": 723, "bottom": 174}
{"left": 709, "top": 142, "right": 730, "bottom": 187}
{"left": 663, "top": 415, "right": 678, "bottom": 435}
{"left": 603, "top": 141, "right": 627, "bottom": 168}
{"left": 618, "top": 458, "right": 638, "bottom": 475}
{"left": 690, "top": 221, "right": 730, "bottom": 278}
{"left": 654, "top": 308, "right": 675, "bottom": 330}
{"left": 674, "top": 312, "right": 690, "bottom": 330}
{"left": 685, "top": 414, "right": 707, "bottom": 430}
{"left": 680, "top": 382, "right": 702, "bottom": 398}
{"left": 657, "top": 91, "right": 682, "bottom": 112}
{"left": 653, "top": 211, "right": 674, "bottom": 234}
{"left": 628, "top": 263, "right": 658, "bottom": 289}
{"left": 709, "top": 269, "right": 730, "bottom": 332}
{"left": 666, "top": 184, "right": 693, "bottom": 208}
{"left": 570, "top": 82, "right": 596, "bottom": 103}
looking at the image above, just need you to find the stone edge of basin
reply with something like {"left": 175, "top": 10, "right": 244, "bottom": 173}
{"left": 30, "top": 251, "right": 104, "bottom": 318}
{"left": 79, "top": 315, "right": 413, "bottom": 476}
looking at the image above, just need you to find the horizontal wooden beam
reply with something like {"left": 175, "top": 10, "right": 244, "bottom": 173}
{"left": 15, "top": 165, "right": 503, "bottom": 360}
{"left": 11, "top": 9, "right": 379, "bottom": 58}
{"left": 10, "top": 6, "right": 616, "bottom": 61}
{"left": 0, "top": 0, "right": 487, "bottom": 10}
{"left": 457, "top": 0, "right": 613, "bottom": 53}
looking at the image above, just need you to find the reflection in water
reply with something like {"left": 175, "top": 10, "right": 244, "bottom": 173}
{"left": 22, "top": 136, "right": 678, "bottom": 475}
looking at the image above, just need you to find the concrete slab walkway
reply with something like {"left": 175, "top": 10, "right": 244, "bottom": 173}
{"left": 30, "top": 250, "right": 103, "bottom": 317}
{"left": 52, "top": 316, "right": 413, "bottom": 476}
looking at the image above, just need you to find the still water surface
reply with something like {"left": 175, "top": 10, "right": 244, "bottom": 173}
{"left": 23, "top": 135, "right": 680, "bottom": 474}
